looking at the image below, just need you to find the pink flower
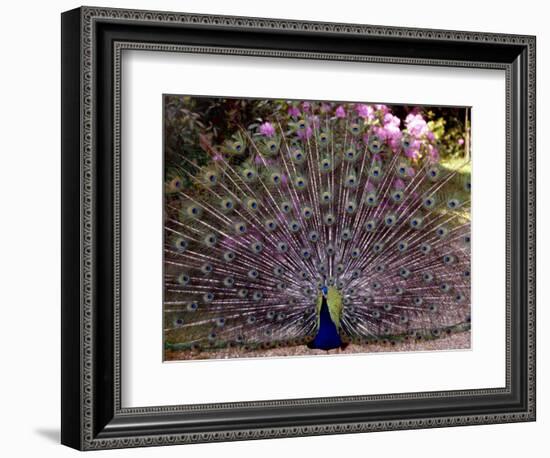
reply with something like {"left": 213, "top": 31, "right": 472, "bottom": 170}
{"left": 302, "top": 101, "right": 311, "bottom": 113}
{"left": 393, "top": 178, "right": 405, "bottom": 190}
{"left": 321, "top": 103, "right": 332, "bottom": 113}
{"left": 309, "top": 115, "right": 321, "bottom": 129}
{"left": 366, "top": 181, "right": 376, "bottom": 192}
{"left": 373, "top": 126, "right": 388, "bottom": 141}
{"left": 259, "top": 122, "right": 275, "bottom": 137}
{"left": 458, "top": 138, "right": 465, "bottom": 145}
{"left": 374, "top": 104, "right": 390, "bottom": 115}
{"left": 382, "top": 114, "right": 402, "bottom": 151}
{"left": 297, "top": 126, "right": 313, "bottom": 140}
{"left": 426, "top": 131, "right": 435, "bottom": 141}
{"left": 405, "top": 113, "right": 428, "bottom": 137}
{"left": 356, "top": 104, "right": 375, "bottom": 121}
{"left": 428, "top": 145, "right": 440, "bottom": 162}
{"left": 404, "top": 139, "right": 422, "bottom": 159}
{"left": 288, "top": 106, "right": 301, "bottom": 117}
{"left": 335, "top": 105, "right": 346, "bottom": 118}
{"left": 212, "top": 154, "right": 223, "bottom": 161}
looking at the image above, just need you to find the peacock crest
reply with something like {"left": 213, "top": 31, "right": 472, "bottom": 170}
{"left": 164, "top": 97, "right": 471, "bottom": 360}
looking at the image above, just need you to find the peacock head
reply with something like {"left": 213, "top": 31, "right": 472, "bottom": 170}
{"left": 321, "top": 285, "right": 328, "bottom": 297}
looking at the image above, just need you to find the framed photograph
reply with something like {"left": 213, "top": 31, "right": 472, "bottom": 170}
{"left": 61, "top": 6, "right": 536, "bottom": 450}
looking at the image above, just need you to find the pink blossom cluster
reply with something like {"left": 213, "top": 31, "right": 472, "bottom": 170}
{"left": 280, "top": 101, "right": 439, "bottom": 161}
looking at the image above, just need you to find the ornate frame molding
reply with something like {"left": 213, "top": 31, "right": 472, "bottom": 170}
{"left": 61, "top": 6, "right": 536, "bottom": 450}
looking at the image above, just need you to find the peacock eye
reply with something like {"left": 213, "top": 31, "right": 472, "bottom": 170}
{"left": 301, "top": 249, "right": 311, "bottom": 259}
{"left": 247, "top": 198, "right": 259, "bottom": 211}
{"left": 186, "top": 204, "right": 202, "bottom": 218}
{"left": 277, "top": 242, "right": 288, "bottom": 253}
{"left": 177, "top": 273, "right": 190, "bottom": 286}
{"left": 321, "top": 158, "right": 331, "bottom": 171}
{"left": 223, "top": 251, "right": 235, "bottom": 262}
{"left": 204, "top": 234, "right": 217, "bottom": 247}
{"left": 351, "top": 248, "right": 360, "bottom": 258}
{"left": 325, "top": 244, "right": 335, "bottom": 256}
{"left": 345, "top": 175, "right": 357, "bottom": 187}
{"left": 421, "top": 243, "right": 431, "bottom": 253}
{"left": 436, "top": 227, "right": 449, "bottom": 238}
{"left": 281, "top": 202, "right": 292, "bottom": 213}
{"left": 447, "top": 198, "right": 460, "bottom": 209}
{"left": 298, "top": 120, "right": 306, "bottom": 130}
{"left": 308, "top": 231, "right": 319, "bottom": 242}
{"left": 302, "top": 207, "right": 313, "bottom": 218}
{"left": 295, "top": 177, "right": 307, "bottom": 189}
{"left": 174, "top": 237, "right": 188, "bottom": 251}
{"left": 250, "top": 241, "right": 263, "bottom": 254}
{"left": 427, "top": 166, "right": 440, "bottom": 180}
{"left": 235, "top": 222, "right": 247, "bottom": 234}
{"left": 248, "top": 269, "right": 259, "bottom": 279}
{"left": 324, "top": 213, "right": 335, "bottom": 225}
{"left": 273, "top": 266, "right": 284, "bottom": 276}
{"left": 265, "top": 219, "right": 277, "bottom": 232}
{"left": 223, "top": 276, "right": 235, "bottom": 287}
{"left": 187, "top": 301, "right": 198, "bottom": 311}
{"left": 392, "top": 191, "right": 403, "bottom": 202}
{"left": 204, "top": 292, "right": 214, "bottom": 303}
{"left": 234, "top": 142, "right": 242, "bottom": 151}
{"left": 289, "top": 221, "right": 301, "bottom": 232}
{"left": 201, "top": 263, "right": 213, "bottom": 274}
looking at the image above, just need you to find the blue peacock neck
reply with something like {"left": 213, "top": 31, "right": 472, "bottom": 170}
{"left": 307, "top": 287, "right": 346, "bottom": 351}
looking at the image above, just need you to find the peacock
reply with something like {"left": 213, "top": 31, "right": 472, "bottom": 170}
{"left": 163, "top": 98, "right": 471, "bottom": 360}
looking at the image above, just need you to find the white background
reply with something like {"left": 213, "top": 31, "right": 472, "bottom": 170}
{"left": 0, "top": 0, "right": 546, "bottom": 457}
{"left": 123, "top": 52, "right": 505, "bottom": 407}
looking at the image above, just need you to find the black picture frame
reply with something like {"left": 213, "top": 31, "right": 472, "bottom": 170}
{"left": 61, "top": 6, "right": 536, "bottom": 450}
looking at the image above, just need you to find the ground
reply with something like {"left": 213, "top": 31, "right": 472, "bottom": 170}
{"left": 164, "top": 330, "right": 470, "bottom": 361}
